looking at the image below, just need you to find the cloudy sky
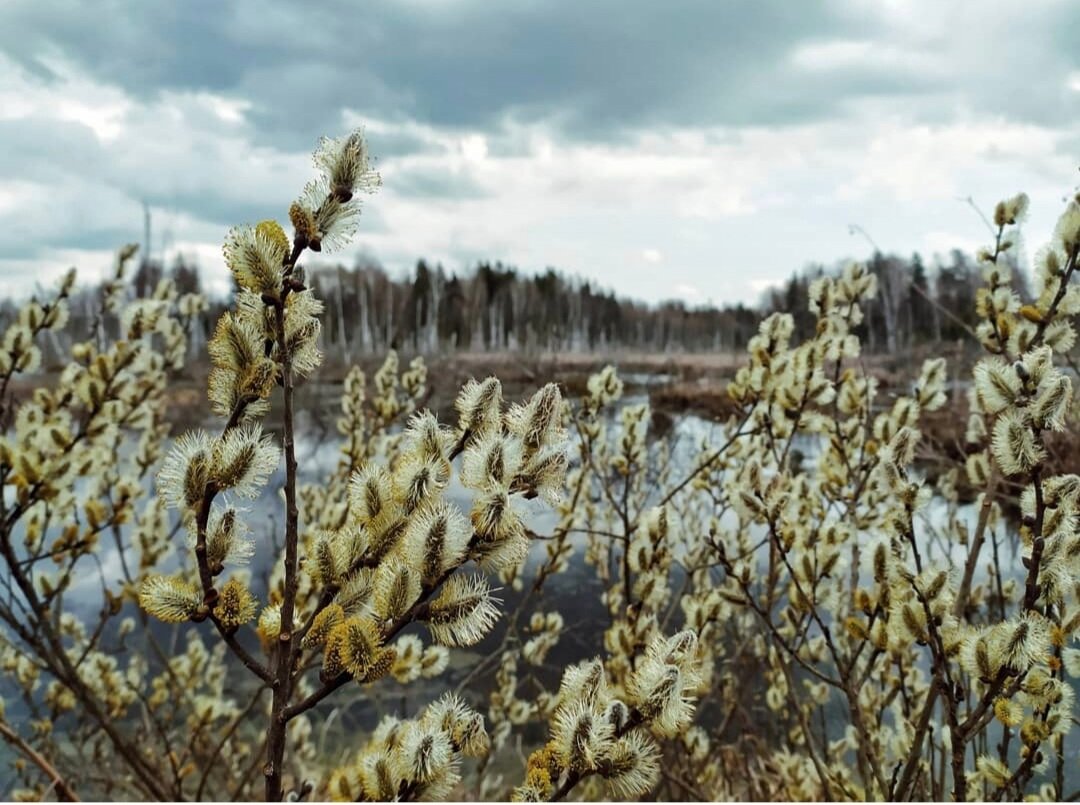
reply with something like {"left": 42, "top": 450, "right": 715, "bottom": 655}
{"left": 0, "top": 0, "right": 1077, "bottom": 305}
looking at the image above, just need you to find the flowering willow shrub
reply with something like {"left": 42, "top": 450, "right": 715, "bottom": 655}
{"left": 0, "top": 129, "right": 701, "bottom": 802}
{"left": 137, "top": 131, "right": 588, "bottom": 802}
{"left": 495, "top": 192, "right": 1078, "bottom": 801}
{"left": 2, "top": 135, "right": 1077, "bottom": 804}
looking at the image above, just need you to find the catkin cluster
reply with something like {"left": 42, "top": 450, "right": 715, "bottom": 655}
{"left": 489, "top": 192, "right": 1080, "bottom": 801}
{"left": 3, "top": 129, "right": 1079, "bottom": 803}
{"left": 130, "top": 129, "right": 580, "bottom": 800}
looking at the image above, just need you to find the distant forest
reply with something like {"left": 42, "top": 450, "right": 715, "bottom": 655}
{"left": 4, "top": 247, "right": 1022, "bottom": 363}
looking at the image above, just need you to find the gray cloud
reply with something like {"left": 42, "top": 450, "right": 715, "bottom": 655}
{"left": 7, "top": 0, "right": 1072, "bottom": 153}
{"left": 388, "top": 165, "right": 490, "bottom": 199}
{"left": 364, "top": 127, "right": 446, "bottom": 160}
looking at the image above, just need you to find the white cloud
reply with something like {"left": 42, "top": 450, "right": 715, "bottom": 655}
{"left": 0, "top": 54, "right": 132, "bottom": 141}
{"left": 460, "top": 134, "right": 488, "bottom": 162}
{"left": 789, "top": 38, "right": 935, "bottom": 78}
{"left": 199, "top": 93, "right": 252, "bottom": 124}
{"left": 747, "top": 278, "right": 784, "bottom": 294}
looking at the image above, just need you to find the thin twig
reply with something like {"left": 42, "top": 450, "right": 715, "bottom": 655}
{"left": 0, "top": 720, "right": 80, "bottom": 801}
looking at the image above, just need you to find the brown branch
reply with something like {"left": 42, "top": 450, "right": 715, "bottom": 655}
{"left": 0, "top": 530, "right": 170, "bottom": 799}
{"left": 0, "top": 720, "right": 80, "bottom": 802}
{"left": 1030, "top": 243, "right": 1079, "bottom": 350}
{"left": 953, "top": 470, "right": 997, "bottom": 618}
{"left": 190, "top": 400, "right": 273, "bottom": 685}
{"left": 265, "top": 294, "right": 302, "bottom": 801}
{"left": 195, "top": 683, "right": 269, "bottom": 802}
{"left": 892, "top": 680, "right": 940, "bottom": 800}
{"left": 655, "top": 413, "right": 754, "bottom": 509}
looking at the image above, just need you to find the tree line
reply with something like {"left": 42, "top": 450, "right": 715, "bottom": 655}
{"left": 2, "top": 246, "right": 1011, "bottom": 364}
{"left": 261, "top": 248, "right": 1013, "bottom": 356}
{"left": 765, "top": 248, "right": 1024, "bottom": 354}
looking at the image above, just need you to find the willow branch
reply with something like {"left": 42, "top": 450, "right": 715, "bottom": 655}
{"left": 0, "top": 720, "right": 80, "bottom": 802}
